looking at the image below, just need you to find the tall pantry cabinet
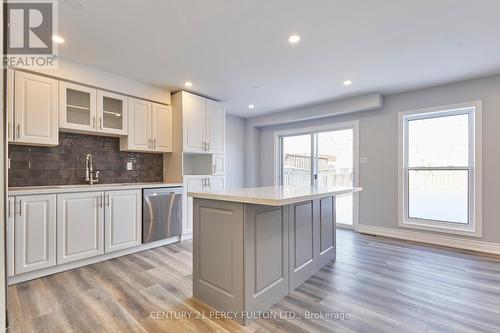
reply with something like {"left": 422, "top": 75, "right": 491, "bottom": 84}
{"left": 164, "top": 91, "right": 225, "bottom": 238}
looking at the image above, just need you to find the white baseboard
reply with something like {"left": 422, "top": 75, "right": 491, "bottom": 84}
{"left": 8, "top": 236, "right": 182, "bottom": 285}
{"left": 357, "top": 224, "right": 500, "bottom": 255}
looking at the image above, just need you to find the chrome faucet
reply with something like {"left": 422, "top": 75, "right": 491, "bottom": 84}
{"left": 85, "top": 154, "right": 100, "bottom": 185}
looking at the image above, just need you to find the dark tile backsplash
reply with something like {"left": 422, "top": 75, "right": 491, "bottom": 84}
{"left": 8, "top": 132, "right": 163, "bottom": 187}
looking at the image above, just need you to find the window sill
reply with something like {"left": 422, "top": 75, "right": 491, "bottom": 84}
{"left": 398, "top": 219, "right": 482, "bottom": 238}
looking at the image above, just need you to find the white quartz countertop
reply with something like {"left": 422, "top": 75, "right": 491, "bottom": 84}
{"left": 8, "top": 182, "right": 183, "bottom": 196}
{"left": 188, "top": 186, "right": 362, "bottom": 206}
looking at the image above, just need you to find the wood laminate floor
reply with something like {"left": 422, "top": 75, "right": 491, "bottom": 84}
{"left": 7, "top": 229, "right": 500, "bottom": 333}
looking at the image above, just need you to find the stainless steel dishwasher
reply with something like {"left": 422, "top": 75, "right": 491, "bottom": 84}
{"left": 143, "top": 187, "right": 183, "bottom": 243}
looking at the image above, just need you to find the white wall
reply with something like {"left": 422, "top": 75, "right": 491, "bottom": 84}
{"left": 33, "top": 58, "right": 171, "bottom": 104}
{"left": 225, "top": 114, "right": 246, "bottom": 188}
{"left": 252, "top": 74, "right": 500, "bottom": 245}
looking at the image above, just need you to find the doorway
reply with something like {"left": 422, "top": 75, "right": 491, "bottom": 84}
{"left": 275, "top": 121, "right": 359, "bottom": 229}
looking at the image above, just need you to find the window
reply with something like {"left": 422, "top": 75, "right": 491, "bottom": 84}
{"left": 398, "top": 102, "right": 482, "bottom": 236}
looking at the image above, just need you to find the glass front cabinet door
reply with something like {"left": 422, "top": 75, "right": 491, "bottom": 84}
{"left": 97, "top": 90, "right": 128, "bottom": 135}
{"left": 59, "top": 81, "right": 97, "bottom": 132}
{"left": 59, "top": 82, "right": 128, "bottom": 136}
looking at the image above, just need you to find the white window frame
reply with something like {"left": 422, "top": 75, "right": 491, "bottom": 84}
{"left": 273, "top": 121, "right": 360, "bottom": 230}
{"left": 398, "top": 101, "right": 482, "bottom": 237}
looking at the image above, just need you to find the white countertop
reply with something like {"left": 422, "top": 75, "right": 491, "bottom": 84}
{"left": 188, "top": 185, "right": 362, "bottom": 206}
{"left": 8, "top": 182, "right": 183, "bottom": 196}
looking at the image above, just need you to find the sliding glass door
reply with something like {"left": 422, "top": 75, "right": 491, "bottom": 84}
{"left": 279, "top": 126, "right": 356, "bottom": 227}
{"left": 317, "top": 129, "right": 354, "bottom": 226}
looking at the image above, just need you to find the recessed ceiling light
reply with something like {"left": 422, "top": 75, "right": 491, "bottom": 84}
{"left": 52, "top": 35, "right": 65, "bottom": 44}
{"left": 288, "top": 35, "right": 301, "bottom": 44}
{"left": 248, "top": 104, "right": 255, "bottom": 109}
{"left": 343, "top": 80, "right": 353, "bottom": 86}
{"left": 185, "top": 81, "right": 193, "bottom": 87}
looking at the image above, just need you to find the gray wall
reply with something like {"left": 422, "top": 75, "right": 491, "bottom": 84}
{"left": 225, "top": 114, "right": 246, "bottom": 188}
{"left": 252, "top": 74, "right": 500, "bottom": 244}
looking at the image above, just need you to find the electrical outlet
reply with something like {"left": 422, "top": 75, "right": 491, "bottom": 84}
{"left": 127, "top": 162, "right": 133, "bottom": 171}
{"left": 360, "top": 157, "right": 368, "bottom": 165}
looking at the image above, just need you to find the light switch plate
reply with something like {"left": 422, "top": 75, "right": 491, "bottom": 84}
{"left": 360, "top": 157, "right": 368, "bottom": 165}
{"left": 127, "top": 162, "right": 133, "bottom": 170}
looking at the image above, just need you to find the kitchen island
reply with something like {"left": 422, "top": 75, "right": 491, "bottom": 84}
{"left": 188, "top": 185, "right": 362, "bottom": 325}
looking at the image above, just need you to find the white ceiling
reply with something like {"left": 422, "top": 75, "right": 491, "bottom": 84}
{"left": 59, "top": 0, "right": 500, "bottom": 117}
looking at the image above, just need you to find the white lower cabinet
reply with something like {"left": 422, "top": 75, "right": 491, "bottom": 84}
{"left": 57, "top": 192, "right": 105, "bottom": 265}
{"left": 7, "top": 197, "right": 15, "bottom": 277}
{"left": 105, "top": 190, "right": 142, "bottom": 253}
{"left": 183, "top": 176, "right": 225, "bottom": 236}
{"left": 14, "top": 195, "right": 57, "bottom": 275}
{"left": 209, "top": 176, "right": 225, "bottom": 191}
{"left": 8, "top": 189, "right": 144, "bottom": 278}
{"left": 183, "top": 177, "right": 205, "bottom": 235}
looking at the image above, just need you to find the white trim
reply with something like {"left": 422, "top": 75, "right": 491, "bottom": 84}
{"left": 337, "top": 223, "right": 353, "bottom": 230}
{"left": 273, "top": 120, "right": 360, "bottom": 231}
{"left": 397, "top": 101, "right": 482, "bottom": 237}
{"left": 8, "top": 236, "right": 182, "bottom": 285}
{"left": 357, "top": 225, "right": 500, "bottom": 256}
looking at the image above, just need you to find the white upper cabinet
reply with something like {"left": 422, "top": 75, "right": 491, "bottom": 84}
{"left": 121, "top": 98, "right": 172, "bottom": 153}
{"left": 123, "top": 97, "right": 151, "bottom": 151}
{"left": 177, "top": 91, "right": 225, "bottom": 154}
{"left": 183, "top": 92, "right": 206, "bottom": 153}
{"left": 14, "top": 71, "right": 58, "bottom": 146}
{"left": 206, "top": 99, "right": 225, "bottom": 154}
{"left": 14, "top": 194, "right": 57, "bottom": 274}
{"left": 7, "top": 69, "right": 15, "bottom": 143}
{"left": 105, "top": 190, "right": 142, "bottom": 253}
{"left": 151, "top": 103, "right": 173, "bottom": 152}
{"left": 60, "top": 82, "right": 128, "bottom": 136}
{"left": 212, "top": 155, "right": 224, "bottom": 175}
{"left": 98, "top": 90, "right": 128, "bottom": 135}
{"left": 59, "top": 81, "right": 97, "bottom": 133}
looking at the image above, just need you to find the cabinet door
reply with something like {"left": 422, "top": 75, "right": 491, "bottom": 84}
{"left": 183, "top": 92, "right": 206, "bottom": 153}
{"left": 7, "top": 197, "right": 15, "bottom": 277}
{"left": 184, "top": 177, "right": 205, "bottom": 234}
{"left": 105, "top": 190, "right": 142, "bottom": 253}
{"left": 14, "top": 71, "right": 58, "bottom": 146}
{"left": 59, "top": 81, "right": 97, "bottom": 133}
{"left": 126, "top": 98, "right": 152, "bottom": 151}
{"left": 14, "top": 195, "right": 57, "bottom": 274}
{"left": 151, "top": 103, "right": 172, "bottom": 152}
{"left": 7, "top": 69, "right": 14, "bottom": 143}
{"left": 57, "top": 192, "right": 104, "bottom": 264}
{"left": 98, "top": 90, "right": 128, "bottom": 135}
{"left": 210, "top": 176, "right": 225, "bottom": 192}
{"left": 206, "top": 99, "right": 225, "bottom": 154}
{"left": 212, "top": 155, "right": 224, "bottom": 175}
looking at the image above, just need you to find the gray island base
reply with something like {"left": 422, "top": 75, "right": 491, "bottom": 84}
{"left": 189, "top": 186, "right": 362, "bottom": 325}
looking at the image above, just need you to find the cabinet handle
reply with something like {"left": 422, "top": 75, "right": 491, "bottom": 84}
{"left": 17, "top": 200, "right": 21, "bottom": 216}
{"left": 8, "top": 199, "right": 11, "bottom": 218}
{"left": 213, "top": 164, "right": 216, "bottom": 174}
{"left": 99, "top": 117, "right": 103, "bottom": 130}
{"left": 17, "top": 124, "right": 20, "bottom": 139}
{"left": 106, "top": 194, "right": 110, "bottom": 207}
{"left": 93, "top": 116, "right": 96, "bottom": 129}
{"left": 8, "top": 122, "right": 11, "bottom": 140}
{"left": 98, "top": 195, "right": 103, "bottom": 207}
{"left": 207, "top": 142, "right": 210, "bottom": 152}
{"left": 153, "top": 139, "right": 157, "bottom": 149}
{"left": 148, "top": 138, "right": 151, "bottom": 148}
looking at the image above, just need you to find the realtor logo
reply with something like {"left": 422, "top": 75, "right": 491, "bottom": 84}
{"left": 3, "top": 0, "right": 58, "bottom": 68}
